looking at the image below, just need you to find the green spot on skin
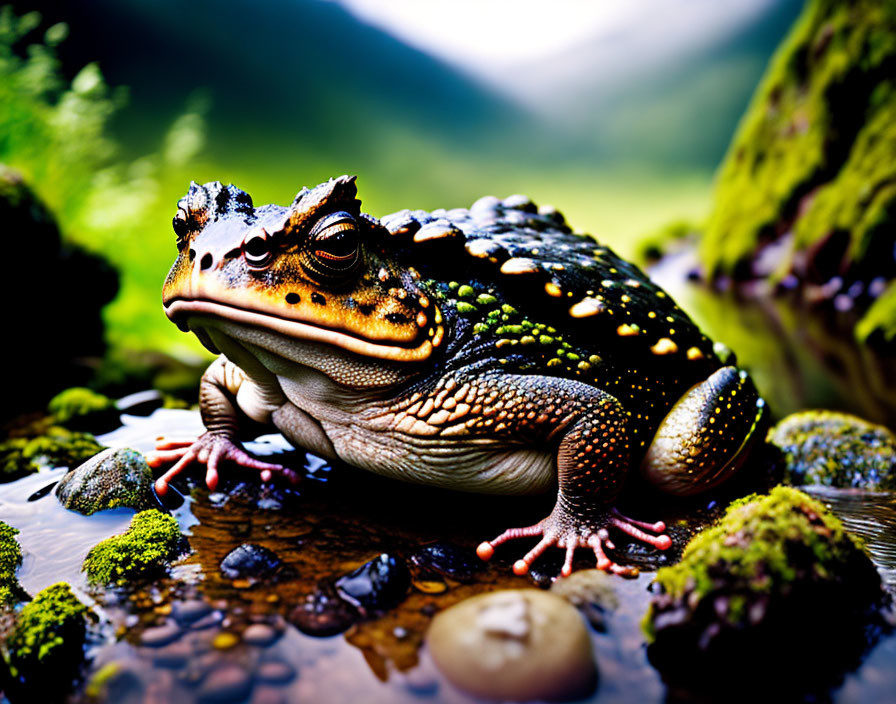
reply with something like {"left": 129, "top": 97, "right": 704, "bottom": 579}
{"left": 455, "top": 301, "right": 477, "bottom": 314}
{"left": 566, "top": 353, "right": 580, "bottom": 361}
{"left": 457, "top": 285, "right": 475, "bottom": 299}
{"left": 448, "top": 281, "right": 459, "bottom": 290}
{"left": 539, "top": 335, "right": 555, "bottom": 345}
{"left": 520, "top": 335, "right": 536, "bottom": 345}
{"left": 476, "top": 293, "right": 498, "bottom": 306}
{"left": 547, "top": 358, "right": 562, "bottom": 367}
{"left": 501, "top": 304, "right": 518, "bottom": 315}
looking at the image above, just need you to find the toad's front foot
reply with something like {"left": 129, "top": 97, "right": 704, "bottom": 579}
{"left": 147, "top": 432, "right": 299, "bottom": 495}
{"left": 477, "top": 504, "right": 671, "bottom": 578}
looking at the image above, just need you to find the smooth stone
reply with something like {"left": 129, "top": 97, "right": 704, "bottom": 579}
{"left": 288, "top": 584, "right": 361, "bottom": 637}
{"left": 220, "top": 544, "right": 282, "bottom": 580}
{"left": 242, "top": 623, "right": 278, "bottom": 647}
{"left": 191, "top": 611, "right": 225, "bottom": 631}
{"left": 409, "top": 542, "right": 482, "bottom": 582}
{"left": 153, "top": 638, "right": 194, "bottom": 668}
{"left": 427, "top": 589, "right": 596, "bottom": 702}
{"left": 256, "top": 661, "right": 296, "bottom": 685}
{"left": 334, "top": 553, "right": 410, "bottom": 612}
{"left": 171, "top": 599, "right": 213, "bottom": 625}
{"left": 140, "top": 622, "right": 183, "bottom": 648}
{"left": 197, "top": 665, "right": 253, "bottom": 704}
{"left": 550, "top": 569, "right": 619, "bottom": 631}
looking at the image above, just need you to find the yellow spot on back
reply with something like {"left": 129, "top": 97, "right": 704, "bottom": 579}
{"left": 651, "top": 338, "right": 678, "bottom": 355}
{"left": 545, "top": 282, "right": 562, "bottom": 297}
{"left": 616, "top": 323, "right": 640, "bottom": 337}
{"left": 686, "top": 346, "right": 705, "bottom": 360}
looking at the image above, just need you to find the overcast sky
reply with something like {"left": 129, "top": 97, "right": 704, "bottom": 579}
{"left": 332, "top": 0, "right": 778, "bottom": 104}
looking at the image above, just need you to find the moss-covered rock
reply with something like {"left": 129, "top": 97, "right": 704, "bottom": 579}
{"left": 768, "top": 410, "right": 896, "bottom": 489}
{"left": 690, "top": 0, "right": 896, "bottom": 347}
{"left": 0, "top": 425, "right": 105, "bottom": 482}
{"left": 0, "top": 522, "right": 24, "bottom": 606}
{"left": 82, "top": 509, "right": 185, "bottom": 586}
{"left": 47, "top": 387, "right": 120, "bottom": 433}
{"left": 5, "top": 582, "right": 88, "bottom": 698}
{"left": 643, "top": 486, "right": 884, "bottom": 691}
{"left": 55, "top": 447, "right": 158, "bottom": 515}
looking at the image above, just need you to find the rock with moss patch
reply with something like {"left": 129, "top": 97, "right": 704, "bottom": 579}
{"left": 0, "top": 521, "right": 25, "bottom": 606}
{"left": 769, "top": 410, "right": 896, "bottom": 490}
{"left": 0, "top": 426, "right": 105, "bottom": 482}
{"left": 48, "top": 387, "right": 120, "bottom": 433}
{"left": 4, "top": 582, "right": 88, "bottom": 700}
{"left": 56, "top": 447, "right": 157, "bottom": 515}
{"left": 689, "top": 0, "right": 896, "bottom": 346}
{"left": 83, "top": 509, "right": 185, "bottom": 586}
{"left": 643, "top": 486, "right": 884, "bottom": 691}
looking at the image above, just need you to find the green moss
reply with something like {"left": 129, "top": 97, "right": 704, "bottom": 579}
{"left": 83, "top": 509, "right": 184, "bottom": 586}
{"left": 0, "top": 521, "right": 23, "bottom": 605}
{"left": 644, "top": 486, "right": 866, "bottom": 640}
{"left": 0, "top": 425, "right": 105, "bottom": 480}
{"left": 768, "top": 410, "right": 896, "bottom": 489}
{"left": 7, "top": 582, "right": 87, "bottom": 677}
{"left": 701, "top": 0, "right": 896, "bottom": 281}
{"left": 856, "top": 279, "right": 896, "bottom": 345}
{"left": 47, "top": 387, "right": 119, "bottom": 432}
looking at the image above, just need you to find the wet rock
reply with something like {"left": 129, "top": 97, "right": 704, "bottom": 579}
{"left": 84, "top": 662, "right": 144, "bottom": 704}
{"left": 139, "top": 621, "right": 183, "bottom": 648}
{"left": 56, "top": 447, "right": 157, "bottom": 515}
{"left": 152, "top": 638, "right": 194, "bottom": 668}
{"left": 256, "top": 661, "right": 296, "bottom": 685}
{"left": 644, "top": 487, "right": 886, "bottom": 692}
{"left": 191, "top": 610, "right": 225, "bottom": 631}
{"left": 427, "top": 589, "right": 596, "bottom": 702}
{"left": 769, "top": 410, "right": 896, "bottom": 490}
{"left": 83, "top": 509, "right": 185, "bottom": 585}
{"left": 409, "top": 542, "right": 482, "bottom": 582}
{"left": 220, "top": 544, "right": 283, "bottom": 581}
{"left": 171, "top": 599, "right": 213, "bottom": 626}
{"left": 0, "top": 521, "right": 24, "bottom": 606}
{"left": 5, "top": 583, "right": 89, "bottom": 701}
{"left": 551, "top": 569, "right": 619, "bottom": 631}
{"left": 288, "top": 582, "right": 361, "bottom": 637}
{"left": 196, "top": 665, "right": 253, "bottom": 704}
{"left": 335, "top": 553, "right": 411, "bottom": 612}
{"left": 242, "top": 623, "right": 279, "bottom": 647}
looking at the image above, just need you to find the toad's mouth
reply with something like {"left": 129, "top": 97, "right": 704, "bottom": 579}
{"left": 165, "top": 298, "right": 437, "bottom": 363}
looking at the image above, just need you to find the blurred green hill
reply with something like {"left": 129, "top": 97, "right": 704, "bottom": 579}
{"left": 8, "top": 0, "right": 801, "bottom": 357}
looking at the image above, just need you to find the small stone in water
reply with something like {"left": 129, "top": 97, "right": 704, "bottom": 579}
{"left": 220, "top": 544, "right": 283, "bottom": 581}
{"left": 409, "top": 542, "right": 482, "bottom": 582}
{"left": 256, "top": 661, "right": 296, "bottom": 684}
{"left": 334, "top": 553, "right": 410, "bottom": 612}
{"left": 153, "top": 638, "right": 194, "bottom": 668}
{"left": 56, "top": 447, "right": 157, "bottom": 515}
{"left": 197, "top": 665, "right": 253, "bottom": 704}
{"left": 212, "top": 632, "right": 240, "bottom": 650}
{"left": 172, "top": 599, "right": 212, "bottom": 625}
{"left": 288, "top": 583, "right": 361, "bottom": 637}
{"left": 140, "top": 622, "right": 183, "bottom": 648}
{"left": 242, "top": 623, "right": 279, "bottom": 647}
{"left": 191, "top": 611, "right": 225, "bottom": 631}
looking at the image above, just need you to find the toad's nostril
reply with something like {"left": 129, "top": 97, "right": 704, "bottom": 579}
{"left": 200, "top": 253, "right": 214, "bottom": 270}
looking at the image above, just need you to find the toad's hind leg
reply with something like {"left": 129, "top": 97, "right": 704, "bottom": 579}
{"left": 473, "top": 375, "right": 671, "bottom": 577}
{"left": 640, "top": 366, "right": 767, "bottom": 496}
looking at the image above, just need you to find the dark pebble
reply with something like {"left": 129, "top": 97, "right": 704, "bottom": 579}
{"left": 289, "top": 583, "right": 361, "bottom": 637}
{"left": 335, "top": 553, "right": 410, "bottom": 612}
{"left": 197, "top": 665, "right": 253, "bottom": 704}
{"left": 409, "top": 543, "right": 482, "bottom": 582}
{"left": 220, "top": 543, "right": 283, "bottom": 580}
{"left": 172, "top": 599, "right": 213, "bottom": 625}
{"left": 256, "top": 661, "right": 296, "bottom": 685}
{"left": 140, "top": 622, "right": 183, "bottom": 647}
{"left": 27, "top": 481, "right": 58, "bottom": 502}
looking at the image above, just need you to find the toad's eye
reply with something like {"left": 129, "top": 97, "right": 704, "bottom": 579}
{"left": 172, "top": 209, "right": 189, "bottom": 249}
{"left": 306, "top": 211, "right": 361, "bottom": 276}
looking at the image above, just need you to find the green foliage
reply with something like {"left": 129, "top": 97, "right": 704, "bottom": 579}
{"left": 47, "top": 387, "right": 118, "bottom": 431}
{"left": 6, "top": 582, "right": 87, "bottom": 676}
{"left": 0, "top": 426, "right": 105, "bottom": 480}
{"left": 856, "top": 279, "right": 896, "bottom": 345}
{"left": 701, "top": 0, "right": 896, "bottom": 280}
{"left": 83, "top": 509, "right": 184, "bottom": 586}
{"left": 644, "top": 486, "right": 866, "bottom": 640}
{"left": 0, "top": 521, "right": 23, "bottom": 605}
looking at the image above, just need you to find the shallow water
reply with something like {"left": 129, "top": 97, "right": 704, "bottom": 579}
{"left": 1, "top": 404, "right": 895, "bottom": 704}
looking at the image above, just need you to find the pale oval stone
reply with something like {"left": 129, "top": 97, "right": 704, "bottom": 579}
{"left": 426, "top": 589, "right": 596, "bottom": 702}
